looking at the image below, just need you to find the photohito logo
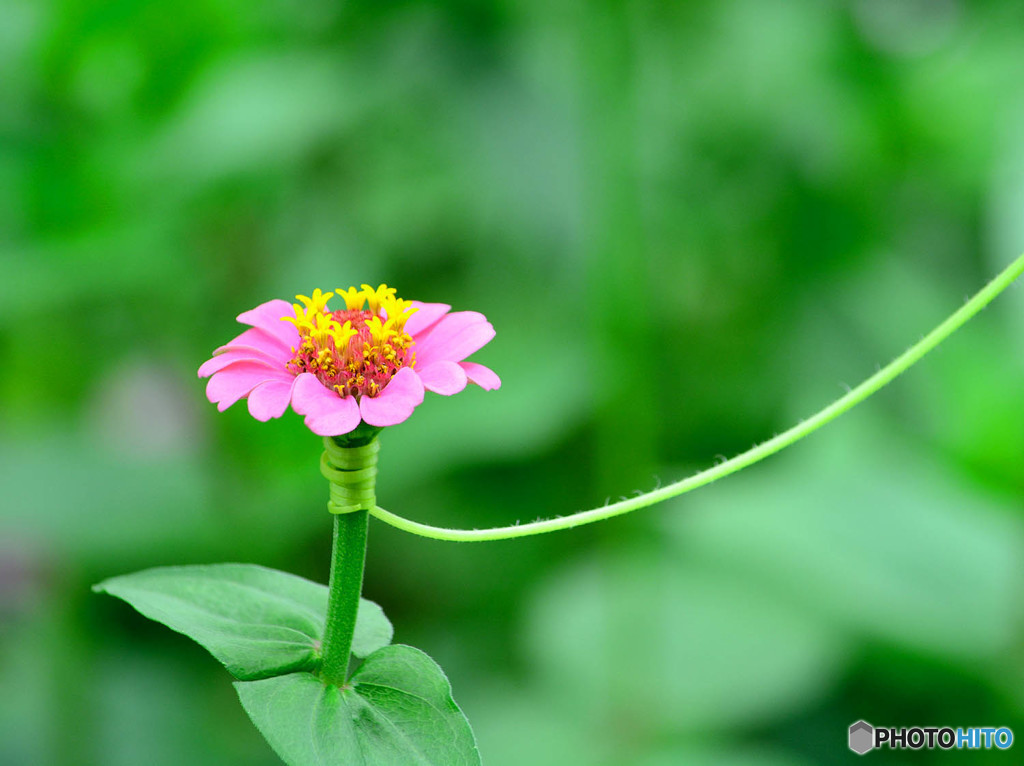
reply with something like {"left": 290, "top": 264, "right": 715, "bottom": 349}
{"left": 848, "top": 721, "right": 1013, "bottom": 754}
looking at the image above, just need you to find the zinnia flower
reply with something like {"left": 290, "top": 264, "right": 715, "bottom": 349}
{"left": 198, "top": 284, "right": 500, "bottom": 436}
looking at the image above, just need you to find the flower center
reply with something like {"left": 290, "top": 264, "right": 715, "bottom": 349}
{"left": 282, "top": 284, "right": 417, "bottom": 399}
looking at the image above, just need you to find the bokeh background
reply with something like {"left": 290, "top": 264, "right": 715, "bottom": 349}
{"left": 3, "top": 0, "right": 1024, "bottom": 764}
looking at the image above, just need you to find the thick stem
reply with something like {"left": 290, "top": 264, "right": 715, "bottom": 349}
{"left": 319, "top": 508, "right": 369, "bottom": 686}
{"left": 317, "top": 429, "right": 380, "bottom": 686}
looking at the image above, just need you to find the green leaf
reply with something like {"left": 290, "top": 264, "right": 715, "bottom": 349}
{"left": 94, "top": 563, "right": 393, "bottom": 680}
{"left": 350, "top": 599, "right": 393, "bottom": 660}
{"left": 236, "top": 645, "right": 481, "bottom": 766}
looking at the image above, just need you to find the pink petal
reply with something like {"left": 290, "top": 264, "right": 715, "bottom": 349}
{"left": 412, "top": 311, "right": 495, "bottom": 367}
{"left": 237, "top": 299, "right": 301, "bottom": 349}
{"left": 246, "top": 379, "right": 296, "bottom": 421}
{"left": 198, "top": 347, "right": 281, "bottom": 378}
{"left": 359, "top": 367, "right": 425, "bottom": 427}
{"left": 405, "top": 302, "right": 451, "bottom": 337}
{"left": 216, "top": 327, "right": 294, "bottom": 359}
{"left": 206, "top": 361, "right": 293, "bottom": 412}
{"left": 416, "top": 360, "right": 468, "bottom": 396}
{"left": 459, "top": 362, "right": 501, "bottom": 391}
{"left": 290, "top": 373, "right": 361, "bottom": 436}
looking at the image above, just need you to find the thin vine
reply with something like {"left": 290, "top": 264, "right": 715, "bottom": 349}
{"left": 370, "top": 252, "right": 1024, "bottom": 542}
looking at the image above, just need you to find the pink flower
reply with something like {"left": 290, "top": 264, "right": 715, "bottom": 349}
{"left": 198, "top": 284, "right": 500, "bottom": 436}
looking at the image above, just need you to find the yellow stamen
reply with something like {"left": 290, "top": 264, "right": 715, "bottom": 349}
{"left": 336, "top": 286, "right": 367, "bottom": 312}
{"left": 362, "top": 283, "right": 396, "bottom": 315}
{"left": 381, "top": 296, "right": 418, "bottom": 329}
{"left": 364, "top": 315, "right": 393, "bottom": 345}
{"left": 332, "top": 320, "right": 357, "bottom": 350}
{"left": 295, "top": 289, "right": 333, "bottom": 315}
{"left": 282, "top": 303, "right": 316, "bottom": 334}
{"left": 309, "top": 313, "right": 339, "bottom": 347}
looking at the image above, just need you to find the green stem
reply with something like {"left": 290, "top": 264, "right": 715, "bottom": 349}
{"left": 317, "top": 429, "right": 380, "bottom": 685}
{"left": 370, "top": 251, "right": 1024, "bottom": 542}
{"left": 320, "top": 509, "right": 369, "bottom": 685}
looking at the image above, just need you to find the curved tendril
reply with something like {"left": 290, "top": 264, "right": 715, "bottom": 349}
{"left": 371, "top": 253, "right": 1024, "bottom": 542}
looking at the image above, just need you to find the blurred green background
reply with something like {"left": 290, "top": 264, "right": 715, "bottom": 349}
{"left": 2, "top": 0, "right": 1024, "bottom": 764}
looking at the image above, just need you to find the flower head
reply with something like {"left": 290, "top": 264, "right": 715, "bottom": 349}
{"left": 199, "top": 284, "right": 500, "bottom": 436}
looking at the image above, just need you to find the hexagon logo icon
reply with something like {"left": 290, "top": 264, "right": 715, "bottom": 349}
{"left": 849, "top": 720, "right": 874, "bottom": 755}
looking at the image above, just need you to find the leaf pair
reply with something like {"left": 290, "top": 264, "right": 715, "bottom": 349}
{"left": 95, "top": 564, "right": 480, "bottom": 766}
